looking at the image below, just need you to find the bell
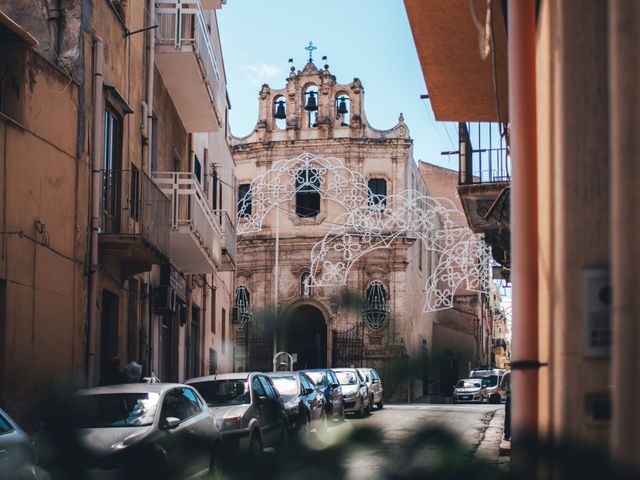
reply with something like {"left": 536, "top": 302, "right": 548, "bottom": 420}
{"left": 337, "top": 97, "right": 348, "bottom": 115}
{"left": 274, "top": 100, "right": 286, "bottom": 119}
{"left": 304, "top": 91, "right": 318, "bottom": 112}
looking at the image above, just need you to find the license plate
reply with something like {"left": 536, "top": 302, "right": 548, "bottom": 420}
{"left": 461, "top": 395, "right": 471, "bottom": 400}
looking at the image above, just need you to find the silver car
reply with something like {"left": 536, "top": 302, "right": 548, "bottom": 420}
{"left": 186, "top": 372, "right": 288, "bottom": 456}
{"left": 333, "top": 368, "right": 371, "bottom": 417}
{"left": 0, "top": 408, "right": 39, "bottom": 479}
{"left": 358, "top": 368, "right": 384, "bottom": 410}
{"left": 452, "top": 378, "right": 484, "bottom": 404}
{"left": 72, "top": 383, "right": 221, "bottom": 479}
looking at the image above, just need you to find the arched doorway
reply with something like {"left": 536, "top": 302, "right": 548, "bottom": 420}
{"left": 285, "top": 305, "right": 327, "bottom": 369}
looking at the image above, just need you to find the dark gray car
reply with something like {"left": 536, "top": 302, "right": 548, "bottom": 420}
{"left": 358, "top": 368, "right": 384, "bottom": 410}
{"left": 186, "top": 372, "right": 288, "bottom": 456}
{"left": 72, "top": 383, "right": 221, "bottom": 479}
{"left": 303, "top": 369, "right": 345, "bottom": 421}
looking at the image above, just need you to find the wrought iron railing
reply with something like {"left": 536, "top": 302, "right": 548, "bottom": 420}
{"left": 213, "top": 209, "right": 236, "bottom": 267}
{"left": 100, "top": 169, "right": 171, "bottom": 257}
{"left": 152, "top": 171, "right": 222, "bottom": 265}
{"left": 457, "top": 122, "right": 511, "bottom": 185}
{"left": 155, "top": 0, "right": 223, "bottom": 118}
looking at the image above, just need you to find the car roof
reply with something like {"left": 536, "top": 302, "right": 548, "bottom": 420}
{"left": 185, "top": 372, "right": 255, "bottom": 383}
{"left": 332, "top": 368, "right": 358, "bottom": 372}
{"left": 459, "top": 378, "right": 483, "bottom": 382}
{"left": 75, "top": 383, "right": 185, "bottom": 396}
{"left": 265, "top": 371, "right": 299, "bottom": 378}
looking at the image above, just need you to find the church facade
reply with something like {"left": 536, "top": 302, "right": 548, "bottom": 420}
{"left": 230, "top": 59, "right": 482, "bottom": 400}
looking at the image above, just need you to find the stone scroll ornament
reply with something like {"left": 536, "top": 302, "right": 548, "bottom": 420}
{"left": 236, "top": 152, "right": 492, "bottom": 314}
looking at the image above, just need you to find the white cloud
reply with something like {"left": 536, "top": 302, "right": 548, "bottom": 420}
{"left": 241, "top": 63, "right": 283, "bottom": 87}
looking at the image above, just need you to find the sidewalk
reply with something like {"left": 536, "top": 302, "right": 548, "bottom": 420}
{"left": 474, "top": 407, "right": 510, "bottom": 472}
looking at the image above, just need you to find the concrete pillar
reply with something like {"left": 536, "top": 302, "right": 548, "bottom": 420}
{"left": 609, "top": 0, "right": 640, "bottom": 468}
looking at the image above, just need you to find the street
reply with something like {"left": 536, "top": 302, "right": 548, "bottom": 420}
{"left": 250, "top": 404, "right": 509, "bottom": 480}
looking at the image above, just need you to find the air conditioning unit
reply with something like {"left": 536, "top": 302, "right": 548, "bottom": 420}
{"left": 155, "top": 285, "right": 177, "bottom": 312}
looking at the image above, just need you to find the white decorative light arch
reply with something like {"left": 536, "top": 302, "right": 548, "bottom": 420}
{"left": 307, "top": 191, "right": 492, "bottom": 312}
{"left": 236, "top": 152, "right": 491, "bottom": 313}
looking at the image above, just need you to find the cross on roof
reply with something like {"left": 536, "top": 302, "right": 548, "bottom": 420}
{"left": 305, "top": 41, "right": 317, "bottom": 63}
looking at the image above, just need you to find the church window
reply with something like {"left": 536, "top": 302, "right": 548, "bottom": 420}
{"left": 232, "top": 285, "right": 252, "bottom": 330}
{"left": 368, "top": 178, "right": 387, "bottom": 207}
{"left": 238, "top": 183, "right": 252, "bottom": 218}
{"left": 295, "top": 169, "right": 320, "bottom": 218}
{"left": 362, "top": 281, "right": 389, "bottom": 330}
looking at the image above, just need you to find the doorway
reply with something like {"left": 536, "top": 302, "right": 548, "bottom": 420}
{"left": 100, "top": 290, "right": 120, "bottom": 385}
{"left": 285, "top": 305, "right": 327, "bottom": 369}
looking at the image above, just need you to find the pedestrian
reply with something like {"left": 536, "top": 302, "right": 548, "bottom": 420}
{"left": 125, "top": 361, "right": 143, "bottom": 383}
{"left": 102, "top": 356, "right": 126, "bottom": 385}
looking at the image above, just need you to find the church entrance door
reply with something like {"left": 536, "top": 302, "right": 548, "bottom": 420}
{"left": 285, "top": 305, "right": 327, "bottom": 369}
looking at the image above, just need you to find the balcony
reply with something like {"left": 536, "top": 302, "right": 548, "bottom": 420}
{"left": 152, "top": 172, "right": 221, "bottom": 273}
{"left": 155, "top": 0, "right": 223, "bottom": 132}
{"left": 213, "top": 209, "right": 236, "bottom": 271}
{"left": 453, "top": 122, "right": 511, "bottom": 272}
{"left": 99, "top": 169, "right": 170, "bottom": 280}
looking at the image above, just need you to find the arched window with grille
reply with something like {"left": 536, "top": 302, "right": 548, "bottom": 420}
{"left": 362, "top": 281, "right": 389, "bottom": 330}
{"left": 232, "top": 285, "right": 252, "bottom": 330}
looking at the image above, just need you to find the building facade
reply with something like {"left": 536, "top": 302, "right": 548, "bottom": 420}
{"left": 0, "top": 0, "right": 235, "bottom": 420}
{"left": 231, "top": 59, "right": 491, "bottom": 401}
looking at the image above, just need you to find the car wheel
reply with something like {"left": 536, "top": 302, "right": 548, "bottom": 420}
{"left": 377, "top": 398, "right": 384, "bottom": 410}
{"left": 338, "top": 403, "right": 346, "bottom": 422}
{"left": 248, "top": 431, "right": 263, "bottom": 457}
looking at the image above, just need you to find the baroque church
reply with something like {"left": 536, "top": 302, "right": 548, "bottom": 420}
{"left": 230, "top": 53, "right": 492, "bottom": 401}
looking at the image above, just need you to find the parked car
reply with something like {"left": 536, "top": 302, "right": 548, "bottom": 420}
{"left": 304, "top": 368, "right": 345, "bottom": 421}
{"left": 265, "top": 371, "right": 326, "bottom": 433}
{"left": 470, "top": 367, "right": 506, "bottom": 379}
{"left": 72, "top": 383, "right": 221, "bottom": 479}
{"left": 358, "top": 367, "right": 384, "bottom": 410}
{"left": 333, "top": 368, "right": 371, "bottom": 417}
{"left": 186, "top": 372, "right": 288, "bottom": 456}
{"left": 452, "top": 378, "right": 484, "bottom": 403}
{"left": 480, "top": 375, "right": 502, "bottom": 404}
{"left": 0, "top": 407, "right": 39, "bottom": 479}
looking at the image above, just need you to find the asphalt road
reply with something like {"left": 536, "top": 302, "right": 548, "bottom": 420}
{"left": 338, "top": 404, "right": 505, "bottom": 480}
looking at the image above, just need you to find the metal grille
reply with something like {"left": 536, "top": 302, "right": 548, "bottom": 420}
{"left": 246, "top": 324, "right": 273, "bottom": 372}
{"left": 232, "top": 286, "right": 252, "bottom": 330}
{"left": 332, "top": 322, "right": 364, "bottom": 368}
{"left": 362, "top": 281, "right": 389, "bottom": 330}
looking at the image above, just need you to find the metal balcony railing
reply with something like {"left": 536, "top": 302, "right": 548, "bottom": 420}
{"left": 213, "top": 209, "right": 236, "bottom": 267}
{"left": 457, "top": 122, "right": 511, "bottom": 185}
{"left": 152, "top": 172, "right": 222, "bottom": 263}
{"left": 100, "top": 169, "right": 171, "bottom": 257}
{"left": 155, "top": 0, "right": 223, "bottom": 117}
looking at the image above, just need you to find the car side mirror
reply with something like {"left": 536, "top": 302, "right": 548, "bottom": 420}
{"left": 161, "top": 417, "right": 180, "bottom": 430}
{"left": 304, "top": 387, "right": 314, "bottom": 395}
{"left": 257, "top": 394, "right": 268, "bottom": 404}
{"left": 329, "top": 382, "right": 339, "bottom": 389}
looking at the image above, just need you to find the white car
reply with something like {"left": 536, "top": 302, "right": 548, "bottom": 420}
{"left": 452, "top": 378, "right": 484, "bottom": 404}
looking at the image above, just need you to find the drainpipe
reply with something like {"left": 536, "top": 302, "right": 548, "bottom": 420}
{"left": 202, "top": 276, "right": 208, "bottom": 375}
{"left": 47, "top": 0, "right": 61, "bottom": 55}
{"left": 508, "top": 0, "right": 539, "bottom": 456}
{"left": 87, "top": 36, "right": 104, "bottom": 387}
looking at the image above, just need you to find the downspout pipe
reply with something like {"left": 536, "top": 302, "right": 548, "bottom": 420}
{"left": 508, "top": 0, "right": 539, "bottom": 458}
{"left": 87, "top": 36, "right": 104, "bottom": 387}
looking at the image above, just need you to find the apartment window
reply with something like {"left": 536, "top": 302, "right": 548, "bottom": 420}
{"left": 102, "top": 106, "right": 123, "bottom": 232}
{"left": 221, "top": 308, "right": 226, "bottom": 354}
{"left": 295, "top": 169, "right": 320, "bottom": 218}
{"left": 368, "top": 178, "right": 387, "bottom": 207}
{"left": 238, "top": 184, "right": 252, "bottom": 218}
{"left": 211, "top": 166, "right": 218, "bottom": 210}
{"left": 130, "top": 165, "right": 140, "bottom": 221}
{"left": 210, "top": 286, "right": 216, "bottom": 334}
{"left": 194, "top": 154, "right": 202, "bottom": 184}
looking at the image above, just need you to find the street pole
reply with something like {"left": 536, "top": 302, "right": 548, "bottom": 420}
{"left": 273, "top": 203, "right": 280, "bottom": 358}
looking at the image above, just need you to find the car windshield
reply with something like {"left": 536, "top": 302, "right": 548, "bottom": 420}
{"left": 74, "top": 393, "right": 159, "bottom": 428}
{"left": 456, "top": 380, "right": 482, "bottom": 388}
{"left": 305, "top": 372, "right": 326, "bottom": 386}
{"left": 357, "top": 369, "right": 370, "bottom": 380}
{"left": 482, "top": 375, "right": 499, "bottom": 387}
{"left": 336, "top": 371, "right": 358, "bottom": 385}
{"left": 191, "top": 380, "right": 250, "bottom": 407}
{"left": 270, "top": 377, "right": 299, "bottom": 396}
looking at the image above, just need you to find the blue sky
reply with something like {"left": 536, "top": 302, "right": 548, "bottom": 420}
{"left": 217, "top": 0, "right": 459, "bottom": 169}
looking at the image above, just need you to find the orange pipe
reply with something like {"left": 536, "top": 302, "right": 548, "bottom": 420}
{"left": 508, "top": 0, "right": 539, "bottom": 447}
